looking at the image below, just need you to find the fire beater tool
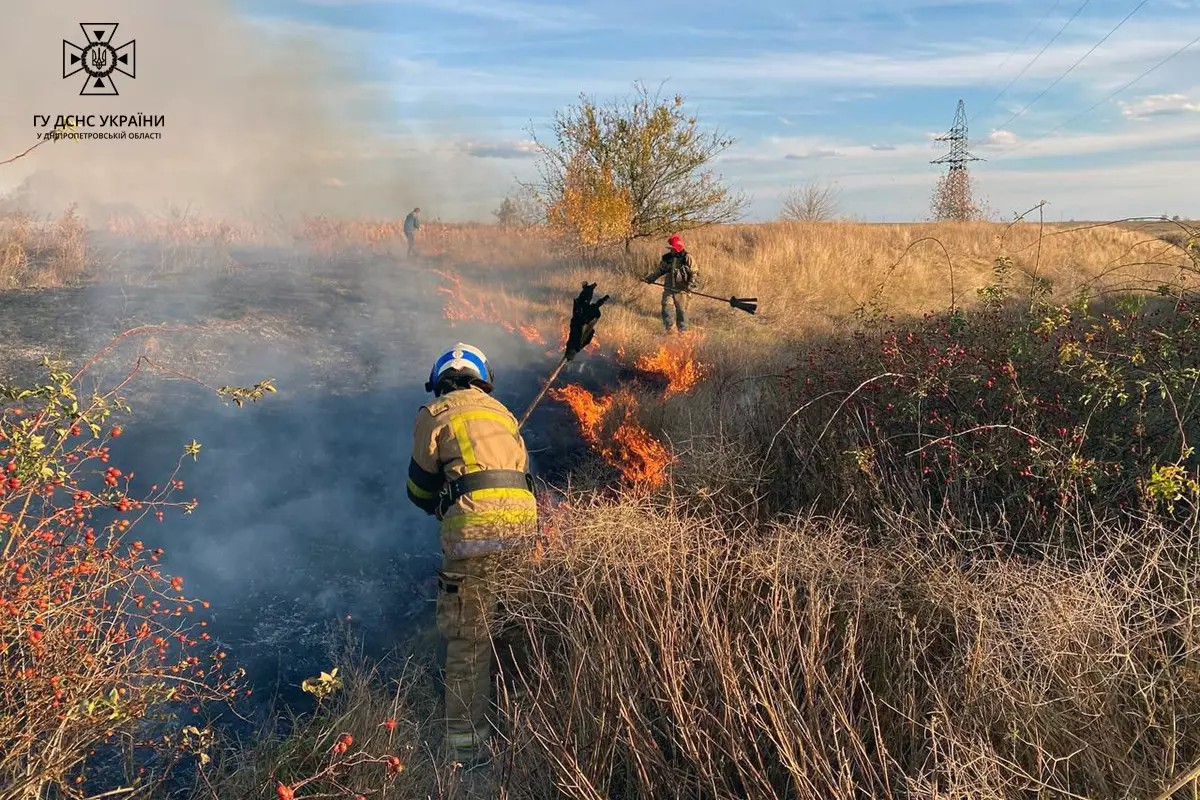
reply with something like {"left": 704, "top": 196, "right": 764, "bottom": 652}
{"left": 517, "top": 281, "right": 608, "bottom": 430}
{"left": 644, "top": 280, "right": 757, "bottom": 315}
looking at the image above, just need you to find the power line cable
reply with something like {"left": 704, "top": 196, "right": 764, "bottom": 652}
{"left": 990, "top": 0, "right": 1063, "bottom": 78}
{"left": 991, "top": 30, "right": 1200, "bottom": 160}
{"left": 973, "top": 0, "right": 1063, "bottom": 123}
{"left": 990, "top": 0, "right": 1148, "bottom": 133}
{"left": 972, "top": 0, "right": 1091, "bottom": 123}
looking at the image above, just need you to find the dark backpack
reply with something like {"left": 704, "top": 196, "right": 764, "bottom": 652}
{"left": 667, "top": 251, "right": 693, "bottom": 287}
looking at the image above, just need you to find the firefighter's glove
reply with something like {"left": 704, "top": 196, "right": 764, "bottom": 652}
{"left": 566, "top": 282, "right": 608, "bottom": 361}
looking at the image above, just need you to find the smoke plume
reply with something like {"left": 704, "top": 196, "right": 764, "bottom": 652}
{"left": 0, "top": 0, "right": 507, "bottom": 221}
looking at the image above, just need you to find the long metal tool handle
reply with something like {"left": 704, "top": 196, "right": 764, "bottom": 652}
{"left": 517, "top": 355, "right": 569, "bottom": 430}
{"left": 647, "top": 281, "right": 757, "bottom": 314}
{"left": 647, "top": 280, "right": 727, "bottom": 304}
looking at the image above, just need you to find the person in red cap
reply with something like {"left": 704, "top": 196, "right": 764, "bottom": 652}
{"left": 643, "top": 234, "right": 699, "bottom": 333}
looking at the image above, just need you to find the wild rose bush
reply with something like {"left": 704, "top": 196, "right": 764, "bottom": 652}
{"left": 765, "top": 257, "right": 1200, "bottom": 532}
{"left": 196, "top": 655, "right": 453, "bottom": 800}
{"left": 0, "top": 334, "right": 264, "bottom": 796}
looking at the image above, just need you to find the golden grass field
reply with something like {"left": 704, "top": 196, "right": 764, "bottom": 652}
{"left": 414, "top": 218, "right": 1197, "bottom": 374}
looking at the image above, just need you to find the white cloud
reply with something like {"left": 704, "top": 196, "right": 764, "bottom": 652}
{"left": 982, "top": 129, "right": 1019, "bottom": 148}
{"left": 459, "top": 140, "right": 540, "bottom": 159}
{"left": 784, "top": 148, "right": 842, "bottom": 160}
{"left": 991, "top": 115, "right": 1200, "bottom": 160}
{"left": 357, "top": 28, "right": 1198, "bottom": 114}
{"left": 1119, "top": 93, "right": 1200, "bottom": 120}
{"left": 870, "top": 143, "right": 898, "bottom": 151}
{"left": 607, "top": 34, "right": 1183, "bottom": 91}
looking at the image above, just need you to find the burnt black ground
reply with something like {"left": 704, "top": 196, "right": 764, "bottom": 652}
{"left": 0, "top": 237, "right": 591, "bottom": 725}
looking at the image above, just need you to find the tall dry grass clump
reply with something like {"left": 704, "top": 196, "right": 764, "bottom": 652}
{"left": 494, "top": 495, "right": 1200, "bottom": 800}
{"left": 0, "top": 206, "right": 88, "bottom": 288}
{"left": 193, "top": 641, "right": 478, "bottom": 800}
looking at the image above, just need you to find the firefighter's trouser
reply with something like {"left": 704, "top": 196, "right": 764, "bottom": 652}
{"left": 661, "top": 288, "right": 687, "bottom": 331}
{"left": 436, "top": 552, "right": 525, "bottom": 761}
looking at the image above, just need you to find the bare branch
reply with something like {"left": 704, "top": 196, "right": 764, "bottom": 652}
{"left": 779, "top": 181, "right": 842, "bottom": 222}
{"left": 0, "top": 139, "right": 47, "bottom": 168}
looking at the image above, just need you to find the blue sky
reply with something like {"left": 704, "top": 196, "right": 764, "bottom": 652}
{"left": 234, "top": 0, "right": 1199, "bottom": 221}
{"left": 104, "top": 1, "right": 1200, "bottom": 220}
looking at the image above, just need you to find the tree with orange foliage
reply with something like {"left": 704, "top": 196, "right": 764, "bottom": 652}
{"left": 545, "top": 155, "right": 634, "bottom": 249}
{"left": 527, "top": 82, "right": 745, "bottom": 250}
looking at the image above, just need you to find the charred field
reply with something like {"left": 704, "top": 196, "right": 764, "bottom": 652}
{"left": 0, "top": 232, "right": 596, "bottom": 713}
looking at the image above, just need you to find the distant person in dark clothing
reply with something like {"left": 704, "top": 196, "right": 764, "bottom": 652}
{"left": 643, "top": 234, "right": 698, "bottom": 333}
{"left": 404, "top": 208, "right": 421, "bottom": 256}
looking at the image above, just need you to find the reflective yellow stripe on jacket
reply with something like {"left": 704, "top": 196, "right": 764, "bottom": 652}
{"left": 406, "top": 479, "right": 436, "bottom": 500}
{"left": 407, "top": 387, "right": 537, "bottom": 545}
{"left": 439, "top": 487, "right": 538, "bottom": 533}
{"left": 449, "top": 410, "right": 519, "bottom": 473}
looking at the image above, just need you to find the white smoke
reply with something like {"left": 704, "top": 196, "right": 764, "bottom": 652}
{"left": 0, "top": 0, "right": 509, "bottom": 221}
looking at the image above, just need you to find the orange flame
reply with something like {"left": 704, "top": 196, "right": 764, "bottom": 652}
{"left": 433, "top": 270, "right": 546, "bottom": 345}
{"left": 549, "top": 385, "right": 671, "bottom": 487}
{"left": 519, "top": 323, "right": 546, "bottom": 345}
{"left": 632, "top": 332, "right": 708, "bottom": 396}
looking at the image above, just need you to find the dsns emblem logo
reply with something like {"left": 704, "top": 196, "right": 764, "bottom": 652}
{"left": 63, "top": 24, "right": 136, "bottom": 96}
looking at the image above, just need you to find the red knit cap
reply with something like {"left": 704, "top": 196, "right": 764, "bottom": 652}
{"left": 668, "top": 234, "right": 684, "bottom": 252}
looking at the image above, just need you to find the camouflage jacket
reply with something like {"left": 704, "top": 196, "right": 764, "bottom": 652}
{"left": 645, "top": 250, "right": 698, "bottom": 291}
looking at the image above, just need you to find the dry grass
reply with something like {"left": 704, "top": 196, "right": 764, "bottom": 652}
{"left": 4, "top": 211, "right": 1198, "bottom": 798}
{"left": 422, "top": 218, "right": 1195, "bottom": 385}
{"left": 674, "top": 219, "right": 1191, "bottom": 317}
{"left": 0, "top": 206, "right": 89, "bottom": 287}
{"left": 423, "top": 219, "right": 1200, "bottom": 798}
{"left": 3, "top": 209, "right": 1188, "bottom": 353}
{"left": 194, "top": 640, "right": 482, "bottom": 800}
{"left": 491, "top": 495, "right": 1200, "bottom": 800}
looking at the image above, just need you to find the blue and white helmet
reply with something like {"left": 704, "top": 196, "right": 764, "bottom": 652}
{"left": 426, "top": 343, "right": 493, "bottom": 395}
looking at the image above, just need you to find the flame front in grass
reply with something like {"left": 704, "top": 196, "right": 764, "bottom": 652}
{"left": 633, "top": 332, "right": 708, "bottom": 396}
{"left": 433, "top": 269, "right": 546, "bottom": 345}
{"left": 550, "top": 385, "right": 671, "bottom": 488}
{"left": 552, "top": 384, "right": 607, "bottom": 432}
{"left": 518, "top": 323, "right": 547, "bottom": 346}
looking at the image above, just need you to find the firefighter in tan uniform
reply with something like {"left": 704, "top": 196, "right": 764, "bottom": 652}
{"left": 406, "top": 343, "right": 537, "bottom": 766}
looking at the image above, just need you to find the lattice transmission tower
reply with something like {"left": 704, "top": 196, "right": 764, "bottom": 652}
{"left": 931, "top": 99, "right": 982, "bottom": 172}
{"left": 930, "top": 99, "right": 984, "bottom": 221}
